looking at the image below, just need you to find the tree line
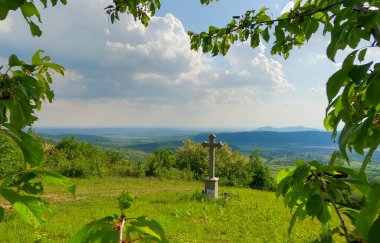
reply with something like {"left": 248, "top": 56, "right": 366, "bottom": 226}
{"left": 0, "top": 135, "right": 275, "bottom": 191}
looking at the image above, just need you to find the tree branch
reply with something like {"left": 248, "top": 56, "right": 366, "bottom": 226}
{"left": 119, "top": 214, "right": 126, "bottom": 243}
{"left": 320, "top": 178, "right": 350, "bottom": 243}
{"left": 206, "top": 0, "right": 345, "bottom": 39}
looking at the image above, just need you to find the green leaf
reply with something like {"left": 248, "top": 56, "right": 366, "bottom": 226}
{"left": 0, "top": 188, "right": 48, "bottom": 225}
{"left": 368, "top": 215, "right": 380, "bottom": 243}
{"left": 30, "top": 169, "right": 67, "bottom": 184}
{"left": 208, "top": 25, "right": 218, "bottom": 34}
{"left": 326, "top": 23, "right": 347, "bottom": 61}
{"left": 8, "top": 54, "right": 22, "bottom": 67}
{"left": 306, "top": 194, "right": 323, "bottom": 217}
{"left": 250, "top": 32, "right": 260, "bottom": 48}
{"left": 21, "top": 2, "right": 41, "bottom": 21}
{"left": 342, "top": 50, "right": 358, "bottom": 68}
{"left": 316, "top": 204, "right": 332, "bottom": 224}
{"left": 313, "top": 12, "right": 325, "bottom": 20}
{"left": 32, "top": 50, "right": 44, "bottom": 65}
{"left": 342, "top": 209, "right": 360, "bottom": 226}
{"left": 6, "top": 0, "right": 24, "bottom": 10}
{"left": 28, "top": 21, "right": 42, "bottom": 37}
{"left": 40, "top": 0, "right": 48, "bottom": 8}
{"left": 276, "top": 167, "right": 294, "bottom": 183}
{"left": 276, "top": 176, "right": 292, "bottom": 198}
{"left": 129, "top": 225, "right": 161, "bottom": 239}
{"left": 118, "top": 191, "right": 134, "bottom": 211}
{"left": 326, "top": 68, "right": 349, "bottom": 102}
{"left": 70, "top": 216, "right": 118, "bottom": 243}
{"left": 0, "top": 2, "right": 9, "bottom": 20}
{"left": 258, "top": 6, "right": 268, "bottom": 14}
{"left": 51, "top": 0, "right": 58, "bottom": 6}
{"left": 348, "top": 62, "right": 372, "bottom": 81}
{"left": 293, "top": 0, "right": 302, "bottom": 9}
{"left": 328, "top": 151, "right": 339, "bottom": 166}
{"left": 260, "top": 28, "right": 270, "bottom": 42}
{"left": 356, "top": 184, "right": 380, "bottom": 238}
{"left": 2, "top": 126, "right": 43, "bottom": 166}
{"left": 129, "top": 216, "right": 168, "bottom": 242}
{"left": 366, "top": 75, "right": 380, "bottom": 106}
{"left": 43, "top": 63, "right": 65, "bottom": 75}
{"left": 275, "top": 25, "right": 285, "bottom": 42}
{"left": 288, "top": 203, "right": 305, "bottom": 235}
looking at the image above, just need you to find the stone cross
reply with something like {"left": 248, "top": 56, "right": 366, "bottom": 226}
{"left": 201, "top": 133, "right": 223, "bottom": 198}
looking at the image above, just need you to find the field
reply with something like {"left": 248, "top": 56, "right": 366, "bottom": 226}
{"left": 0, "top": 177, "right": 345, "bottom": 242}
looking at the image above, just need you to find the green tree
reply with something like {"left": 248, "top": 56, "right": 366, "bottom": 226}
{"left": 175, "top": 139, "right": 209, "bottom": 179}
{"left": 111, "top": 0, "right": 380, "bottom": 241}
{"left": 216, "top": 145, "right": 252, "bottom": 187}
{"left": 175, "top": 139, "right": 252, "bottom": 186}
{"left": 145, "top": 148, "right": 177, "bottom": 176}
{"left": 249, "top": 149, "right": 275, "bottom": 191}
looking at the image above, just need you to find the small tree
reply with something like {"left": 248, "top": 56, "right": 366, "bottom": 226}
{"left": 145, "top": 148, "right": 177, "bottom": 176}
{"left": 175, "top": 139, "right": 209, "bottom": 179}
{"left": 249, "top": 149, "right": 275, "bottom": 191}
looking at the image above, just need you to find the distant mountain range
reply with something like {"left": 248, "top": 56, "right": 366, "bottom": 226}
{"left": 35, "top": 127, "right": 380, "bottom": 164}
{"left": 253, "top": 126, "right": 322, "bottom": 132}
{"left": 36, "top": 127, "right": 337, "bottom": 154}
{"left": 193, "top": 131, "right": 335, "bottom": 148}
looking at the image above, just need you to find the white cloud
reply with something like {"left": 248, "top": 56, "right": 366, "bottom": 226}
{"left": 39, "top": 10, "right": 293, "bottom": 106}
{"left": 309, "top": 86, "right": 325, "bottom": 94}
{"left": 0, "top": 18, "right": 12, "bottom": 33}
{"left": 366, "top": 47, "right": 380, "bottom": 61}
{"left": 0, "top": 0, "right": 328, "bottom": 128}
{"left": 281, "top": 1, "right": 294, "bottom": 14}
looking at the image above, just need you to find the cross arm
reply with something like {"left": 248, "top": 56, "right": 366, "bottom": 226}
{"left": 201, "top": 141, "right": 209, "bottom": 147}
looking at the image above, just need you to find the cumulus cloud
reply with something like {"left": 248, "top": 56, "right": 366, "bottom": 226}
{"left": 15, "top": 5, "right": 291, "bottom": 106}
{"left": 281, "top": 1, "right": 294, "bottom": 14}
{"left": 309, "top": 86, "right": 325, "bottom": 94}
{"left": 3, "top": 0, "right": 326, "bottom": 128}
{"left": 0, "top": 18, "right": 12, "bottom": 33}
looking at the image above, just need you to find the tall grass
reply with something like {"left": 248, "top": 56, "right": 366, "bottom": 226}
{"left": 0, "top": 177, "right": 343, "bottom": 242}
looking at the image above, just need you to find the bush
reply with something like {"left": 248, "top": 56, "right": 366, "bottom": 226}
{"left": 175, "top": 139, "right": 208, "bottom": 180}
{"left": 145, "top": 148, "right": 177, "bottom": 176}
{"left": 0, "top": 135, "right": 23, "bottom": 178}
{"left": 44, "top": 137, "right": 127, "bottom": 178}
{"left": 249, "top": 149, "right": 276, "bottom": 191}
{"left": 108, "top": 161, "right": 139, "bottom": 177}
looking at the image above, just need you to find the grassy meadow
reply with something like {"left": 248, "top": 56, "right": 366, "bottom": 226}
{"left": 0, "top": 177, "right": 345, "bottom": 242}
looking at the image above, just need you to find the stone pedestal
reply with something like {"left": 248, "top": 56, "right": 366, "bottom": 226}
{"left": 205, "top": 177, "right": 219, "bottom": 198}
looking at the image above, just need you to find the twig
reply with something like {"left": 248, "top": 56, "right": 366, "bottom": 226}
{"left": 320, "top": 177, "right": 350, "bottom": 243}
{"left": 119, "top": 214, "right": 126, "bottom": 243}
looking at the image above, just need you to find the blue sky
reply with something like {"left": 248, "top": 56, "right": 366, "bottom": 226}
{"left": 0, "top": 0, "right": 378, "bottom": 129}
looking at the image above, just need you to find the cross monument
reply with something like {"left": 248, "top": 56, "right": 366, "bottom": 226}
{"left": 201, "top": 133, "right": 223, "bottom": 198}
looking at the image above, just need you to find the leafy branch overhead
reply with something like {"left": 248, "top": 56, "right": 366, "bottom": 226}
{"left": 0, "top": 46, "right": 70, "bottom": 227}
{"left": 0, "top": 0, "right": 67, "bottom": 36}
{"left": 192, "top": 0, "right": 380, "bottom": 59}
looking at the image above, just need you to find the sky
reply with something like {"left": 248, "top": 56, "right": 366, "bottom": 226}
{"left": 0, "top": 0, "right": 378, "bottom": 129}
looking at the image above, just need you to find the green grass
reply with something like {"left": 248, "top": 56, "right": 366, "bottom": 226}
{"left": 0, "top": 177, "right": 344, "bottom": 242}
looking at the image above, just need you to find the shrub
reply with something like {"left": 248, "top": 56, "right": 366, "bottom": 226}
{"left": 249, "top": 149, "right": 276, "bottom": 191}
{"left": 108, "top": 161, "right": 139, "bottom": 177}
